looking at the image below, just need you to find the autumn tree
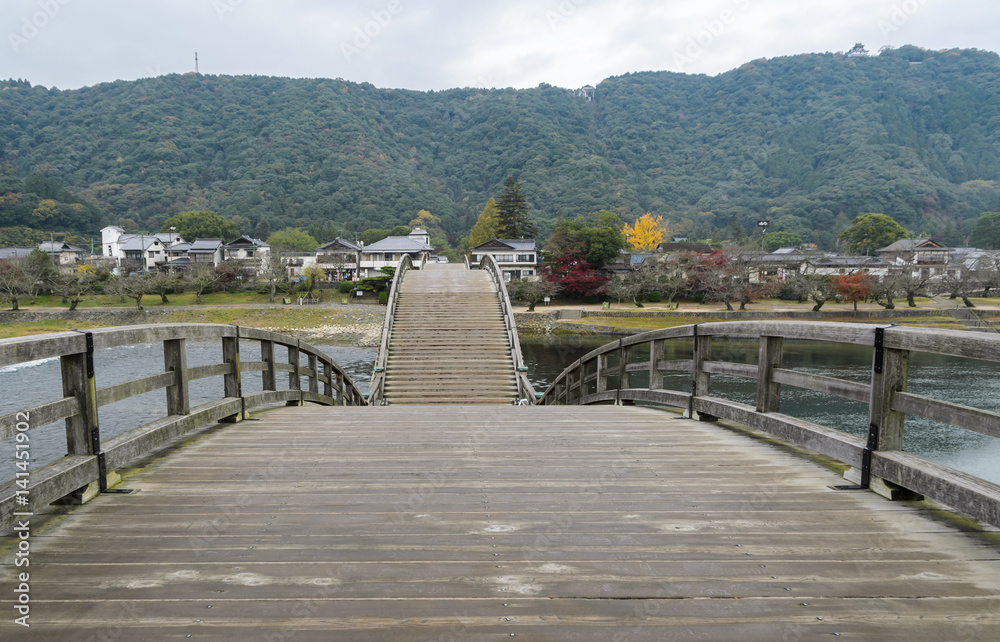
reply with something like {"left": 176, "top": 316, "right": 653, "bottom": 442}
{"left": 544, "top": 256, "right": 607, "bottom": 299}
{"left": 838, "top": 213, "right": 907, "bottom": 255}
{"left": 469, "top": 198, "right": 500, "bottom": 246}
{"left": 495, "top": 177, "right": 536, "bottom": 239}
{"left": 624, "top": 213, "right": 665, "bottom": 251}
{"left": 832, "top": 272, "right": 875, "bottom": 311}
{"left": 545, "top": 210, "right": 628, "bottom": 271}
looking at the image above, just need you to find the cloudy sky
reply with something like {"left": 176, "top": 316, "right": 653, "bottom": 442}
{"left": 4, "top": 0, "right": 998, "bottom": 91}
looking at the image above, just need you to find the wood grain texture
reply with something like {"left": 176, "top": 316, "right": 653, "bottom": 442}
{"left": 3, "top": 405, "right": 1000, "bottom": 640}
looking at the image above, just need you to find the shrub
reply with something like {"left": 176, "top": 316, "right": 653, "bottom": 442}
{"left": 338, "top": 280, "right": 355, "bottom": 293}
{"left": 646, "top": 291, "right": 662, "bottom": 303}
{"left": 378, "top": 290, "right": 389, "bottom": 305}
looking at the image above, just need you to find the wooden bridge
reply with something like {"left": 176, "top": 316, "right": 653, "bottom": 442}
{"left": 3, "top": 275, "right": 1000, "bottom": 638}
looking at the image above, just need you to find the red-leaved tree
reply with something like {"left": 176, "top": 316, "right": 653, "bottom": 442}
{"left": 544, "top": 255, "right": 607, "bottom": 299}
{"left": 832, "top": 272, "right": 875, "bottom": 311}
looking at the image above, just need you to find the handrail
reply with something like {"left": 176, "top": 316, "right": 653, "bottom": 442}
{"left": 463, "top": 253, "right": 471, "bottom": 270}
{"left": 476, "top": 254, "right": 537, "bottom": 403}
{"left": 0, "top": 324, "right": 365, "bottom": 534}
{"left": 368, "top": 254, "right": 414, "bottom": 404}
{"left": 538, "top": 321, "right": 1000, "bottom": 527}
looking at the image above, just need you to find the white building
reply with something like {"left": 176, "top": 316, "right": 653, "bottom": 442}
{"left": 469, "top": 238, "right": 538, "bottom": 280}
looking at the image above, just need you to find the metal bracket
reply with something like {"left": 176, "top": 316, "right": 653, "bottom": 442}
{"left": 73, "top": 328, "right": 95, "bottom": 378}
{"left": 861, "top": 421, "right": 881, "bottom": 489}
{"left": 872, "top": 324, "right": 895, "bottom": 374}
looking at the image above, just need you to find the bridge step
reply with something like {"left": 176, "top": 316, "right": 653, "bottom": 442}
{"left": 381, "top": 264, "right": 521, "bottom": 404}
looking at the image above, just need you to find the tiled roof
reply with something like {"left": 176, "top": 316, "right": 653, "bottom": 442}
{"left": 362, "top": 236, "right": 434, "bottom": 252}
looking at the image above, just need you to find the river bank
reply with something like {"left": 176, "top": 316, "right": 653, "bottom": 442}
{"left": 1, "top": 297, "right": 998, "bottom": 341}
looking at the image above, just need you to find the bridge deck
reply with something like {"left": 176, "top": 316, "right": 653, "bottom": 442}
{"left": 4, "top": 405, "right": 1000, "bottom": 639}
{"left": 384, "top": 263, "right": 519, "bottom": 404}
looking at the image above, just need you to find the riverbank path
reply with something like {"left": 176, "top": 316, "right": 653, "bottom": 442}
{"left": 382, "top": 263, "right": 519, "bottom": 404}
{"left": 7, "top": 404, "right": 1000, "bottom": 639}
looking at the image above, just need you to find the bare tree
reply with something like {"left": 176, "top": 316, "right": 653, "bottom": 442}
{"left": 506, "top": 277, "right": 560, "bottom": 312}
{"left": 51, "top": 269, "right": 93, "bottom": 311}
{"left": 122, "top": 273, "right": 153, "bottom": 310}
{"left": 0, "top": 257, "right": 26, "bottom": 310}
{"left": 260, "top": 247, "right": 287, "bottom": 303}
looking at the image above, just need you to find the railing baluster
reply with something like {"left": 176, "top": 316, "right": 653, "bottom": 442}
{"left": 756, "top": 336, "right": 783, "bottom": 414}
{"left": 649, "top": 339, "right": 663, "bottom": 391}
{"left": 287, "top": 341, "right": 302, "bottom": 406}
{"left": 164, "top": 338, "right": 190, "bottom": 416}
{"left": 260, "top": 339, "right": 276, "bottom": 391}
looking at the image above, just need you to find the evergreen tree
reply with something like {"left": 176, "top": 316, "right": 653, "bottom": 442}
{"left": 254, "top": 218, "right": 271, "bottom": 241}
{"left": 495, "top": 177, "right": 536, "bottom": 239}
{"left": 468, "top": 198, "right": 500, "bottom": 246}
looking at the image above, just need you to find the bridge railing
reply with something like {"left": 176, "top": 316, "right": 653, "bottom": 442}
{"left": 0, "top": 324, "right": 365, "bottom": 533}
{"left": 538, "top": 321, "right": 1000, "bottom": 527}
{"left": 368, "top": 254, "right": 414, "bottom": 404}
{"left": 477, "top": 254, "right": 537, "bottom": 403}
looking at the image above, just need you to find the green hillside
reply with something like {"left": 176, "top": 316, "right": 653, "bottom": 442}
{"left": 2, "top": 45, "right": 999, "bottom": 248}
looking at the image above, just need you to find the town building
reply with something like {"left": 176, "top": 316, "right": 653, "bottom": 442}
{"left": 316, "top": 238, "right": 363, "bottom": 281}
{"left": 468, "top": 238, "right": 538, "bottom": 280}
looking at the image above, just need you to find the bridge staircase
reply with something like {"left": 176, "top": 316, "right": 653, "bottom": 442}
{"left": 380, "top": 264, "right": 520, "bottom": 404}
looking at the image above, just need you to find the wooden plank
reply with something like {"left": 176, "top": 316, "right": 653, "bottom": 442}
{"left": 0, "top": 397, "right": 77, "bottom": 440}
{"left": 893, "top": 391, "right": 1000, "bottom": 439}
{"left": 5, "top": 405, "right": 1000, "bottom": 639}
{"left": 95, "top": 371, "right": 176, "bottom": 407}
{"left": 772, "top": 368, "right": 870, "bottom": 403}
{"left": 702, "top": 360, "right": 758, "bottom": 379}
{"left": 188, "top": 363, "right": 231, "bottom": 381}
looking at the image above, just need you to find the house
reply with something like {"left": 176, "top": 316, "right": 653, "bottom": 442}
{"left": 0, "top": 247, "right": 35, "bottom": 261}
{"left": 468, "top": 238, "right": 538, "bottom": 280}
{"left": 803, "top": 254, "right": 891, "bottom": 278}
{"left": 101, "top": 225, "right": 185, "bottom": 270}
{"left": 38, "top": 241, "right": 86, "bottom": 266}
{"left": 283, "top": 253, "right": 318, "bottom": 280}
{"left": 359, "top": 231, "right": 434, "bottom": 277}
{"left": 316, "top": 238, "right": 363, "bottom": 281}
{"left": 187, "top": 239, "right": 224, "bottom": 268}
{"left": 223, "top": 235, "right": 270, "bottom": 261}
{"left": 878, "top": 239, "right": 950, "bottom": 266}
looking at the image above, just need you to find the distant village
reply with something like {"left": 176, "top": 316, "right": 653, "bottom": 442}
{"left": 2, "top": 222, "right": 998, "bottom": 305}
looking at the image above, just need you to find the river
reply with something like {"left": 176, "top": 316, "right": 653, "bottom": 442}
{"left": 3, "top": 333, "right": 999, "bottom": 486}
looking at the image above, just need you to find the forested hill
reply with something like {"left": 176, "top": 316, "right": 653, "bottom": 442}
{"left": 2, "top": 45, "right": 1000, "bottom": 248}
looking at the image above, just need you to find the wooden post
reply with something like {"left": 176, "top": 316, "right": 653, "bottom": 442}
{"left": 323, "top": 361, "right": 333, "bottom": 400}
{"left": 620, "top": 344, "right": 632, "bottom": 390}
{"left": 597, "top": 354, "right": 609, "bottom": 394}
{"left": 334, "top": 371, "right": 345, "bottom": 405}
{"left": 308, "top": 353, "right": 319, "bottom": 395}
{"left": 222, "top": 333, "right": 245, "bottom": 422}
{"left": 756, "top": 336, "right": 783, "bottom": 413}
{"left": 287, "top": 341, "right": 303, "bottom": 406}
{"left": 57, "top": 334, "right": 110, "bottom": 504}
{"left": 164, "top": 338, "right": 189, "bottom": 416}
{"left": 691, "top": 327, "right": 716, "bottom": 421}
{"left": 260, "top": 339, "right": 276, "bottom": 392}
{"left": 649, "top": 339, "right": 664, "bottom": 391}
{"left": 861, "top": 340, "right": 915, "bottom": 500}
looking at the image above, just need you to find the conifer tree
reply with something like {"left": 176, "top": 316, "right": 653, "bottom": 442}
{"left": 495, "top": 177, "right": 536, "bottom": 239}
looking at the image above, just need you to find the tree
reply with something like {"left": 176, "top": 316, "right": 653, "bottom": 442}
{"left": 122, "top": 273, "right": 153, "bottom": 310}
{"left": 505, "top": 277, "right": 559, "bottom": 311}
{"left": 0, "top": 256, "right": 27, "bottom": 310}
{"left": 254, "top": 218, "right": 272, "bottom": 242}
{"left": 623, "top": 213, "right": 665, "bottom": 251}
{"left": 832, "top": 273, "right": 875, "bottom": 311}
{"left": 267, "top": 227, "right": 319, "bottom": 252}
{"left": 790, "top": 273, "right": 838, "bottom": 312}
{"left": 495, "top": 176, "right": 536, "bottom": 239}
{"left": 161, "top": 210, "right": 238, "bottom": 241}
{"left": 838, "top": 213, "right": 907, "bottom": 255}
{"left": 545, "top": 211, "right": 627, "bottom": 271}
{"left": 469, "top": 198, "right": 500, "bottom": 246}
{"left": 52, "top": 268, "right": 93, "bottom": 311}
{"left": 971, "top": 212, "right": 1000, "bottom": 249}
{"left": 544, "top": 255, "right": 607, "bottom": 299}
{"left": 20, "top": 249, "right": 55, "bottom": 304}
{"left": 762, "top": 231, "right": 803, "bottom": 252}
{"left": 187, "top": 264, "right": 227, "bottom": 304}
{"left": 260, "top": 248, "right": 287, "bottom": 304}
{"left": 147, "top": 271, "right": 181, "bottom": 304}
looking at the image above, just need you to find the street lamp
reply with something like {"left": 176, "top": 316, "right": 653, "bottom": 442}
{"left": 757, "top": 220, "right": 769, "bottom": 251}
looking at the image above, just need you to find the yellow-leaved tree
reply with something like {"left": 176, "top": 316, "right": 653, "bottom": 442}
{"left": 468, "top": 198, "right": 500, "bottom": 247}
{"left": 623, "top": 213, "right": 664, "bottom": 251}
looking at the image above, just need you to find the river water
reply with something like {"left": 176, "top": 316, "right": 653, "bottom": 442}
{"left": 3, "top": 333, "right": 999, "bottom": 486}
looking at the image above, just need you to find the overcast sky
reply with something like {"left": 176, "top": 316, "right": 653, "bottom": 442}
{"left": 3, "top": 0, "right": 998, "bottom": 91}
